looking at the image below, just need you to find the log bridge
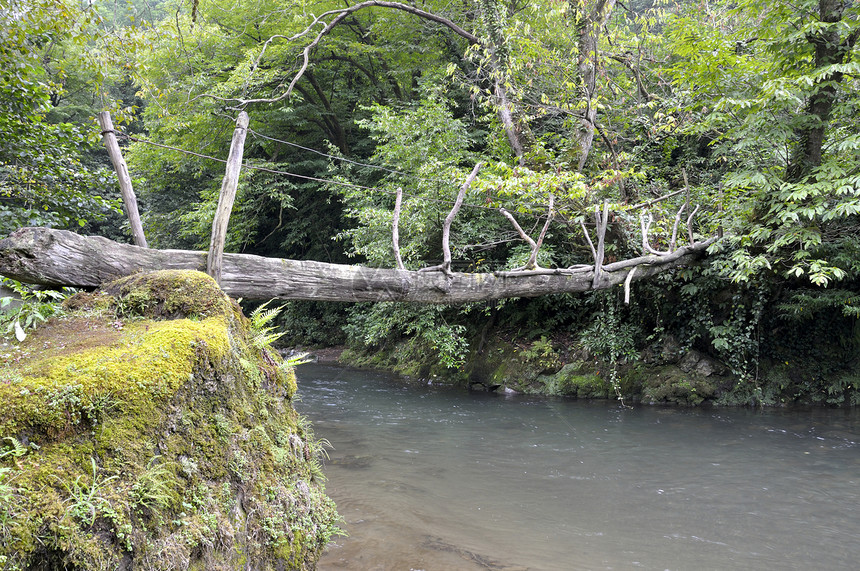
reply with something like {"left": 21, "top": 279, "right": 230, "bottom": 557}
{"left": 0, "top": 227, "right": 714, "bottom": 304}
{"left": 15, "top": 112, "right": 716, "bottom": 305}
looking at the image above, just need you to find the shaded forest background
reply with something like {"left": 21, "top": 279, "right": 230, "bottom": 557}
{"left": 2, "top": 0, "right": 860, "bottom": 405}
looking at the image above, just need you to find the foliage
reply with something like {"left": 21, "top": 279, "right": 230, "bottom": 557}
{"left": 273, "top": 301, "right": 349, "bottom": 348}
{"left": 0, "top": 278, "right": 70, "bottom": 342}
{"left": 249, "top": 300, "right": 288, "bottom": 350}
{"left": 0, "top": 463, "right": 17, "bottom": 552}
{"left": 664, "top": 0, "right": 860, "bottom": 285}
{"left": 777, "top": 288, "right": 860, "bottom": 320}
{"left": 0, "top": 437, "right": 30, "bottom": 462}
{"left": 521, "top": 336, "right": 562, "bottom": 372}
{"left": 0, "top": 0, "right": 123, "bottom": 236}
{"left": 345, "top": 303, "right": 471, "bottom": 369}
{"left": 338, "top": 93, "right": 488, "bottom": 267}
{"left": 18, "top": 0, "right": 860, "bottom": 404}
{"left": 130, "top": 456, "right": 178, "bottom": 514}
{"left": 579, "top": 291, "right": 640, "bottom": 404}
{"left": 247, "top": 300, "right": 311, "bottom": 367}
{"left": 636, "top": 263, "right": 860, "bottom": 406}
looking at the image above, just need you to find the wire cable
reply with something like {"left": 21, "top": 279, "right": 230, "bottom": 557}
{"left": 248, "top": 128, "right": 432, "bottom": 180}
{"left": 245, "top": 129, "right": 551, "bottom": 209}
{"left": 119, "top": 130, "right": 531, "bottom": 213}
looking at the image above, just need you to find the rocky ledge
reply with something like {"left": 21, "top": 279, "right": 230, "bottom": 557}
{"left": 0, "top": 270, "right": 339, "bottom": 570}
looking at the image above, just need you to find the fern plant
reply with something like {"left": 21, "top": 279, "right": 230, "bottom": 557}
{"left": 248, "top": 300, "right": 286, "bottom": 350}
{"left": 0, "top": 465, "right": 17, "bottom": 547}
{"left": 131, "top": 457, "right": 177, "bottom": 514}
{"left": 0, "top": 437, "right": 29, "bottom": 462}
{"left": 248, "top": 301, "right": 312, "bottom": 374}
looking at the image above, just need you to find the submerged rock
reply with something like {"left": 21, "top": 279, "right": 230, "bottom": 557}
{"left": 0, "top": 270, "right": 340, "bottom": 570}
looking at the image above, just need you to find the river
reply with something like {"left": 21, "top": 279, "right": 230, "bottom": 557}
{"left": 295, "top": 364, "right": 860, "bottom": 571}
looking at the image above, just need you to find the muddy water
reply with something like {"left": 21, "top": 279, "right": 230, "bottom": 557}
{"left": 295, "top": 364, "right": 860, "bottom": 571}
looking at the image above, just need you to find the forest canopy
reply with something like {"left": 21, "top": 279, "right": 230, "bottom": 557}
{"left": 2, "top": 0, "right": 860, "bottom": 404}
{"left": 3, "top": 0, "right": 858, "bottom": 280}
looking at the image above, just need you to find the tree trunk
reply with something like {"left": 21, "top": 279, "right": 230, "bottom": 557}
{"left": 785, "top": 0, "right": 855, "bottom": 182}
{"left": 304, "top": 70, "right": 349, "bottom": 154}
{"left": 573, "top": 0, "right": 616, "bottom": 171}
{"left": 0, "top": 227, "right": 713, "bottom": 304}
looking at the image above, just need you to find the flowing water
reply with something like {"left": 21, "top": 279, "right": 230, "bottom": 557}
{"left": 295, "top": 364, "right": 860, "bottom": 571}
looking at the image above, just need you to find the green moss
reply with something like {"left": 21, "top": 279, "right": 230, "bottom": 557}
{"left": 0, "top": 270, "right": 340, "bottom": 570}
{"left": 341, "top": 329, "right": 734, "bottom": 406}
{"left": 476, "top": 340, "right": 545, "bottom": 391}
{"left": 539, "top": 363, "right": 609, "bottom": 398}
{"left": 341, "top": 336, "right": 466, "bottom": 383}
{"left": 100, "top": 269, "right": 235, "bottom": 320}
{"left": 642, "top": 367, "right": 717, "bottom": 406}
{"left": 619, "top": 364, "right": 648, "bottom": 396}
{"left": 1, "top": 316, "right": 231, "bottom": 438}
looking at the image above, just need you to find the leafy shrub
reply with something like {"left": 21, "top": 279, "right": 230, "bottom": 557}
{"left": 0, "top": 278, "right": 71, "bottom": 342}
{"left": 345, "top": 302, "right": 471, "bottom": 369}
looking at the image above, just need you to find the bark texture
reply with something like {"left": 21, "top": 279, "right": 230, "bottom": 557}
{"left": 786, "top": 0, "right": 858, "bottom": 182}
{"left": 207, "top": 111, "right": 249, "bottom": 284}
{"left": 98, "top": 111, "right": 148, "bottom": 248}
{"left": 573, "top": 0, "right": 617, "bottom": 170}
{"left": 0, "top": 227, "right": 713, "bottom": 304}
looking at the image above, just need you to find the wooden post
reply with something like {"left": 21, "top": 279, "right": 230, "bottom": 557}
{"left": 98, "top": 111, "right": 148, "bottom": 248}
{"left": 207, "top": 111, "right": 250, "bottom": 285}
{"left": 392, "top": 187, "right": 406, "bottom": 270}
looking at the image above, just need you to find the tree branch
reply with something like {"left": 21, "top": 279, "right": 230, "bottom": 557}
{"left": 669, "top": 202, "right": 686, "bottom": 253}
{"left": 624, "top": 265, "right": 636, "bottom": 304}
{"left": 215, "top": 1, "right": 480, "bottom": 107}
{"left": 420, "top": 163, "right": 483, "bottom": 276}
{"left": 500, "top": 194, "right": 555, "bottom": 271}
{"left": 592, "top": 201, "right": 610, "bottom": 287}
{"left": 579, "top": 218, "right": 598, "bottom": 266}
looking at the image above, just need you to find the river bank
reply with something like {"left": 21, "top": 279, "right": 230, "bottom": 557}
{"left": 295, "top": 326, "right": 860, "bottom": 407}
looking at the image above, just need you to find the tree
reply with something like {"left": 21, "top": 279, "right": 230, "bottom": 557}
{"left": 664, "top": 0, "right": 860, "bottom": 285}
{"left": 13, "top": 0, "right": 712, "bottom": 296}
{"left": 0, "top": 226, "right": 714, "bottom": 303}
{"left": 0, "top": 0, "right": 120, "bottom": 236}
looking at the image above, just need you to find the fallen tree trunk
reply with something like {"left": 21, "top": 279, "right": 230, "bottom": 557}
{"left": 0, "top": 228, "right": 715, "bottom": 303}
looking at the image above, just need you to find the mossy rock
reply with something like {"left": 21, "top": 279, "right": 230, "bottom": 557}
{"left": 539, "top": 363, "right": 610, "bottom": 398}
{"left": 341, "top": 336, "right": 467, "bottom": 383}
{"left": 472, "top": 339, "right": 545, "bottom": 392}
{"left": 641, "top": 366, "right": 717, "bottom": 406}
{"left": 0, "top": 271, "right": 339, "bottom": 570}
{"left": 97, "top": 269, "right": 237, "bottom": 320}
